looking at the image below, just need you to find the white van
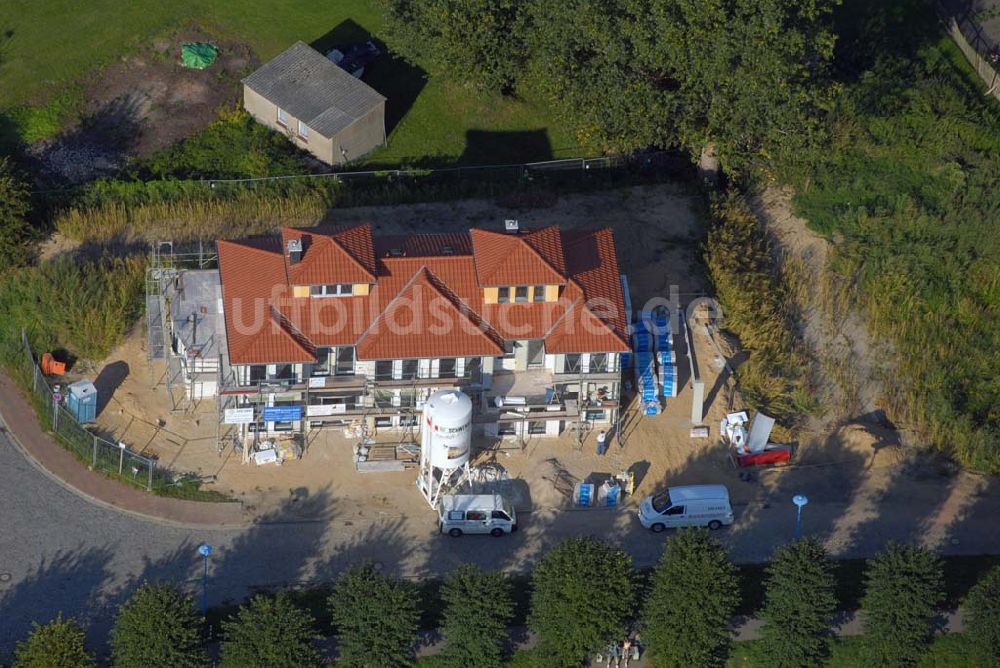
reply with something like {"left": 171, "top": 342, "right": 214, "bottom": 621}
{"left": 637, "top": 484, "right": 734, "bottom": 532}
{"left": 440, "top": 494, "right": 517, "bottom": 537}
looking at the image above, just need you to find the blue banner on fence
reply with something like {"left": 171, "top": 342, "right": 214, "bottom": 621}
{"left": 263, "top": 405, "right": 302, "bottom": 422}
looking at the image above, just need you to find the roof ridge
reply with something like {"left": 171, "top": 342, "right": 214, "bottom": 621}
{"left": 269, "top": 305, "right": 316, "bottom": 357}
{"left": 353, "top": 266, "right": 430, "bottom": 349}
{"left": 470, "top": 227, "right": 566, "bottom": 286}
{"left": 329, "top": 226, "right": 376, "bottom": 280}
{"left": 422, "top": 270, "right": 505, "bottom": 351}
{"left": 520, "top": 226, "right": 567, "bottom": 281}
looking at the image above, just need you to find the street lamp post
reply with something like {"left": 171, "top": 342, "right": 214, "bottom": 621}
{"left": 792, "top": 494, "right": 809, "bottom": 539}
{"left": 198, "top": 543, "right": 213, "bottom": 615}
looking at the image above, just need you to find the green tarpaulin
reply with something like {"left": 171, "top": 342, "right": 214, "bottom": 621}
{"left": 180, "top": 42, "right": 218, "bottom": 70}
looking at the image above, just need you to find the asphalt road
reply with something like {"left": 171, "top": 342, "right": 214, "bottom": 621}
{"left": 2, "top": 429, "right": 997, "bottom": 657}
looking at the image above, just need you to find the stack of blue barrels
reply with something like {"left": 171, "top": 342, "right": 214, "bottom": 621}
{"left": 654, "top": 313, "right": 678, "bottom": 399}
{"left": 633, "top": 320, "right": 660, "bottom": 415}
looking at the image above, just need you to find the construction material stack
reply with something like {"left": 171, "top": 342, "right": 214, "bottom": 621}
{"left": 654, "top": 313, "right": 678, "bottom": 399}
{"left": 633, "top": 320, "right": 659, "bottom": 415}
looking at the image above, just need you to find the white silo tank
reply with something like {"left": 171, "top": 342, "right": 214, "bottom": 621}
{"left": 423, "top": 390, "right": 472, "bottom": 469}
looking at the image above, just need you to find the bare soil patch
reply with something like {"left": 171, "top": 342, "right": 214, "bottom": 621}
{"left": 30, "top": 26, "right": 256, "bottom": 184}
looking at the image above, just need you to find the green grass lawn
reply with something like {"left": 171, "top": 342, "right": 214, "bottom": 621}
{"left": 0, "top": 0, "right": 583, "bottom": 164}
{"left": 776, "top": 0, "right": 1000, "bottom": 473}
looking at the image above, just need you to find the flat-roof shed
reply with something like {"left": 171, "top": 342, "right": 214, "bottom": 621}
{"left": 242, "top": 41, "right": 387, "bottom": 165}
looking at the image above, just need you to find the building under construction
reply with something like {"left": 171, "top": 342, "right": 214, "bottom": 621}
{"left": 149, "top": 222, "right": 629, "bottom": 466}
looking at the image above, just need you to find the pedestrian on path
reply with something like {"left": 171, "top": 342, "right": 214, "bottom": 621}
{"left": 596, "top": 430, "right": 608, "bottom": 456}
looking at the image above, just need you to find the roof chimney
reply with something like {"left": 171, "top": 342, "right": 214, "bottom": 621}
{"left": 287, "top": 238, "right": 303, "bottom": 264}
{"left": 504, "top": 219, "right": 519, "bottom": 234}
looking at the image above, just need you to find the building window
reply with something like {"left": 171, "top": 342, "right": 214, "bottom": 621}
{"left": 374, "top": 416, "right": 392, "bottom": 428}
{"left": 401, "top": 359, "right": 418, "bottom": 380}
{"left": 297, "top": 120, "right": 310, "bottom": 140}
{"left": 564, "top": 354, "right": 582, "bottom": 373}
{"left": 336, "top": 347, "right": 355, "bottom": 375}
{"left": 249, "top": 365, "right": 266, "bottom": 383}
{"left": 277, "top": 107, "right": 289, "bottom": 126}
{"left": 498, "top": 423, "right": 517, "bottom": 436}
{"left": 514, "top": 286, "right": 529, "bottom": 303}
{"left": 313, "top": 348, "right": 332, "bottom": 376}
{"left": 310, "top": 284, "right": 353, "bottom": 297}
{"left": 439, "top": 358, "right": 457, "bottom": 378}
{"left": 497, "top": 287, "right": 511, "bottom": 304}
{"left": 375, "top": 360, "right": 393, "bottom": 380}
{"left": 590, "top": 353, "right": 608, "bottom": 373}
{"left": 533, "top": 285, "right": 545, "bottom": 302}
{"left": 528, "top": 421, "right": 546, "bottom": 435}
{"left": 527, "top": 340, "right": 545, "bottom": 368}
{"left": 465, "top": 357, "right": 482, "bottom": 380}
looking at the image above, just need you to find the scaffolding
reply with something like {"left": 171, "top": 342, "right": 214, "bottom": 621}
{"left": 145, "top": 240, "right": 218, "bottom": 414}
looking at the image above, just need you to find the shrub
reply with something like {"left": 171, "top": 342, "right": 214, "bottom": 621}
{"left": 641, "top": 528, "right": 739, "bottom": 667}
{"left": 438, "top": 564, "right": 514, "bottom": 668}
{"left": 705, "top": 195, "right": 814, "bottom": 424}
{"left": 109, "top": 583, "right": 207, "bottom": 668}
{"left": 330, "top": 562, "right": 420, "bottom": 667}
{"left": 861, "top": 543, "right": 944, "bottom": 666}
{"left": 964, "top": 565, "right": 1000, "bottom": 665}
{"left": 0, "top": 255, "right": 145, "bottom": 367}
{"left": 0, "top": 156, "right": 33, "bottom": 269}
{"left": 220, "top": 593, "right": 321, "bottom": 668}
{"left": 135, "top": 108, "right": 311, "bottom": 180}
{"left": 758, "top": 538, "right": 837, "bottom": 666}
{"left": 12, "top": 614, "right": 95, "bottom": 668}
{"left": 528, "top": 536, "right": 635, "bottom": 667}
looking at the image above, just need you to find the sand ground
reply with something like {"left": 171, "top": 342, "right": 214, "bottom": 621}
{"left": 76, "top": 184, "right": 983, "bottom": 558}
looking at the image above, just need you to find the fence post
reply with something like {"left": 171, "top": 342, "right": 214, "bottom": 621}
{"left": 92, "top": 435, "right": 98, "bottom": 469}
{"left": 148, "top": 460, "right": 154, "bottom": 491}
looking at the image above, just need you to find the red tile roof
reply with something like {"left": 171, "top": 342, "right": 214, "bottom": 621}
{"left": 470, "top": 227, "right": 566, "bottom": 286}
{"left": 356, "top": 268, "right": 505, "bottom": 359}
{"left": 216, "top": 225, "right": 629, "bottom": 364}
{"left": 281, "top": 225, "right": 376, "bottom": 286}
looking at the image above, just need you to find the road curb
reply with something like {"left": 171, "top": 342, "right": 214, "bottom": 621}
{"left": 0, "top": 406, "right": 251, "bottom": 532}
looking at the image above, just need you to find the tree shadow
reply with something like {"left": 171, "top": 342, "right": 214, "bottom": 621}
{"left": 309, "top": 19, "right": 427, "bottom": 136}
{"left": 0, "top": 547, "right": 114, "bottom": 658}
{"left": 459, "top": 129, "right": 553, "bottom": 166}
{"left": 31, "top": 93, "right": 144, "bottom": 185}
{"left": 833, "top": 0, "right": 946, "bottom": 84}
{"left": 94, "top": 361, "right": 130, "bottom": 418}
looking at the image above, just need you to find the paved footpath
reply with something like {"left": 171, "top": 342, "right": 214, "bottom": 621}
{"left": 1, "top": 372, "right": 997, "bottom": 657}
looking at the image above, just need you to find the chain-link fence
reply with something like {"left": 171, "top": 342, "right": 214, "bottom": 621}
{"left": 938, "top": 1, "right": 1000, "bottom": 103}
{"left": 21, "top": 329, "right": 156, "bottom": 491}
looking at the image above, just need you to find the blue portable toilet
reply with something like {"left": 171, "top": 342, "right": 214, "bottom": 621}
{"left": 67, "top": 380, "right": 98, "bottom": 423}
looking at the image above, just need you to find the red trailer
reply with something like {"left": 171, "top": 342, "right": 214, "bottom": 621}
{"left": 735, "top": 446, "right": 792, "bottom": 467}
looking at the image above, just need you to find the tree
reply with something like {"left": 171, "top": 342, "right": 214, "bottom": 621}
{"left": 627, "top": 0, "right": 840, "bottom": 172}
{"left": 438, "top": 564, "right": 515, "bottom": 668}
{"left": 528, "top": 536, "right": 635, "bottom": 667}
{"left": 12, "top": 614, "right": 95, "bottom": 668}
{"left": 965, "top": 565, "right": 1000, "bottom": 665}
{"left": 380, "top": 0, "right": 524, "bottom": 92}
{"left": 758, "top": 538, "right": 837, "bottom": 666}
{"left": 109, "top": 583, "right": 207, "bottom": 668}
{"left": 329, "top": 562, "right": 420, "bottom": 667}
{"left": 0, "top": 156, "right": 33, "bottom": 269}
{"left": 641, "top": 528, "right": 739, "bottom": 667}
{"left": 220, "top": 593, "right": 321, "bottom": 668}
{"left": 861, "top": 542, "right": 944, "bottom": 666}
{"left": 520, "top": 0, "right": 675, "bottom": 153}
